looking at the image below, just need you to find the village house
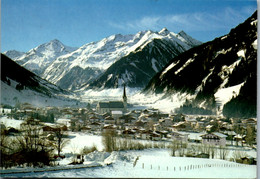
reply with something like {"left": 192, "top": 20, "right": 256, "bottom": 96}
{"left": 150, "top": 131, "right": 161, "bottom": 141}
{"left": 185, "top": 117, "right": 197, "bottom": 128}
{"left": 159, "top": 118, "right": 173, "bottom": 128}
{"left": 153, "top": 123, "right": 164, "bottom": 131}
{"left": 81, "top": 125, "right": 91, "bottom": 132}
{"left": 170, "top": 113, "right": 185, "bottom": 122}
{"left": 157, "top": 130, "right": 169, "bottom": 139}
{"left": 102, "top": 124, "right": 117, "bottom": 133}
{"left": 0, "top": 108, "right": 12, "bottom": 115}
{"left": 89, "top": 115, "right": 100, "bottom": 123}
{"left": 223, "top": 130, "right": 236, "bottom": 145}
{"left": 171, "top": 131, "right": 189, "bottom": 143}
{"left": 89, "top": 122, "right": 102, "bottom": 132}
{"left": 118, "top": 114, "right": 136, "bottom": 125}
{"left": 112, "top": 111, "right": 123, "bottom": 124}
{"left": 233, "top": 134, "right": 246, "bottom": 146}
{"left": 200, "top": 132, "right": 227, "bottom": 146}
{"left": 134, "top": 120, "right": 147, "bottom": 129}
{"left": 194, "top": 121, "right": 205, "bottom": 131}
{"left": 104, "top": 116, "right": 115, "bottom": 125}
{"left": 186, "top": 132, "right": 205, "bottom": 143}
{"left": 242, "top": 118, "right": 257, "bottom": 125}
{"left": 127, "top": 110, "right": 141, "bottom": 119}
{"left": 139, "top": 129, "right": 152, "bottom": 140}
{"left": 172, "top": 121, "right": 192, "bottom": 131}
{"left": 122, "top": 129, "right": 136, "bottom": 139}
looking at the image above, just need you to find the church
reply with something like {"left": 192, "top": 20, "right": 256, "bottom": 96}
{"left": 96, "top": 85, "right": 127, "bottom": 114}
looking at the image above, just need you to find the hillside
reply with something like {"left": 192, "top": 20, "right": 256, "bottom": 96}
{"left": 1, "top": 54, "right": 77, "bottom": 107}
{"left": 144, "top": 11, "right": 257, "bottom": 118}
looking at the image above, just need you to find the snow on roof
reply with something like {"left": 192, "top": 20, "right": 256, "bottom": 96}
{"left": 112, "top": 111, "right": 123, "bottom": 115}
{"left": 185, "top": 118, "right": 197, "bottom": 122}
{"left": 98, "top": 101, "right": 124, "bottom": 109}
{"left": 213, "top": 132, "right": 227, "bottom": 138}
{"left": 224, "top": 131, "right": 236, "bottom": 135}
{"left": 172, "top": 131, "right": 189, "bottom": 136}
{"left": 234, "top": 134, "right": 246, "bottom": 139}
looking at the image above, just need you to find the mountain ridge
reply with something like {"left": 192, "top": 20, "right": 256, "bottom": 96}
{"left": 0, "top": 53, "right": 78, "bottom": 107}
{"left": 144, "top": 11, "right": 257, "bottom": 117}
{"left": 4, "top": 28, "right": 201, "bottom": 91}
{"left": 3, "top": 39, "right": 78, "bottom": 76}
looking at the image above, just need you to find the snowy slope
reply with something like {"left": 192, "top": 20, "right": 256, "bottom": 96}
{"left": 4, "top": 39, "right": 77, "bottom": 76}
{"left": 1, "top": 54, "right": 78, "bottom": 107}
{"left": 214, "top": 83, "right": 244, "bottom": 113}
{"left": 2, "top": 50, "right": 25, "bottom": 60}
{"left": 144, "top": 11, "right": 257, "bottom": 116}
{"left": 1, "top": 81, "right": 76, "bottom": 107}
{"left": 42, "top": 28, "right": 201, "bottom": 90}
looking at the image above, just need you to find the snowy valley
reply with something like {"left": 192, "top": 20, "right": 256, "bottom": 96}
{"left": 0, "top": 9, "right": 258, "bottom": 179}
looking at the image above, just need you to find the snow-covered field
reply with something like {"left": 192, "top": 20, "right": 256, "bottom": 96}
{"left": 1, "top": 148, "right": 256, "bottom": 178}
{"left": 0, "top": 117, "right": 257, "bottom": 178}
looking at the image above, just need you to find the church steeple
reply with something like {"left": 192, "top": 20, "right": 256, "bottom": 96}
{"left": 123, "top": 84, "right": 127, "bottom": 110}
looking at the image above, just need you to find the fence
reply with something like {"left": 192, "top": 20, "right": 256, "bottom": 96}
{"left": 129, "top": 159, "right": 250, "bottom": 172}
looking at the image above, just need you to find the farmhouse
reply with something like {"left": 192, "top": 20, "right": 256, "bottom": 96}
{"left": 171, "top": 131, "right": 189, "bottom": 142}
{"left": 200, "top": 132, "right": 227, "bottom": 146}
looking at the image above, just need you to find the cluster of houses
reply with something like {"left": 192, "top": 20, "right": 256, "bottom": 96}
{"left": 1, "top": 108, "right": 257, "bottom": 148}
{"left": 0, "top": 87, "right": 257, "bottom": 148}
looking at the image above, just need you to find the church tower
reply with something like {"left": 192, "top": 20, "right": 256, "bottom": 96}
{"left": 122, "top": 84, "right": 127, "bottom": 111}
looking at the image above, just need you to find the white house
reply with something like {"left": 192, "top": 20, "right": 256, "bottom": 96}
{"left": 200, "top": 132, "right": 227, "bottom": 146}
{"left": 171, "top": 131, "right": 189, "bottom": 143}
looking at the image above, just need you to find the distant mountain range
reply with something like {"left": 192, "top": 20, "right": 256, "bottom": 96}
{"left": 2, "top": 11, "right": 257, "bottom": 118}
{"left": 144, "top": 11, "right": 257, "bottom": 118}
{"left": 4, "top": 28, "right": 201, "bottom": 91}
{"left": 4, "top": 40, "right": 77, "bottom": 76}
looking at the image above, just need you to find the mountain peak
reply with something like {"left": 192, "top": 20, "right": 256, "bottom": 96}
{"left": 159, "top": 27, "right": 170, "bottom": 35}
{"left": 49, "top": 39, "right": 62, "bottom": 44}
{"left": 177, "top": 30, "right": 202, "bottom": 47}
{"left": 178, "top": 30, "right": 187, "bottom": 36}
{"left": 47, "top": 39, "right": 65, "bottom": 47}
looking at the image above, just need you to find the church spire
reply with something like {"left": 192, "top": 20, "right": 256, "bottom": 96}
{"left": 123, "top": 84, "right": 127, "bottom": 101}
{"left": 123, "top": 84, "right": 127, "bottom": 111}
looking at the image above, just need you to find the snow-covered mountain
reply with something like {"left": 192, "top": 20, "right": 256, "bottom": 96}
{"left": 1, "top": 54, "right": 78, "bottom": 107}
{"left": 144, "top": 11, "right": 257, "bottom": 118}
{"left": 43, "top": 28, "right": 201, "bottom": 90}
{"left": 3, "top": 39, "right": 77, "bottom": 75}
{"left": 2, "top": 50, "right": 25, "bottom": 60}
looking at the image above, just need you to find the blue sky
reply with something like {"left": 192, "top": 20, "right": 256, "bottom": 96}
{"left": 1, "top": 0, "right": 257, "bottom": 52}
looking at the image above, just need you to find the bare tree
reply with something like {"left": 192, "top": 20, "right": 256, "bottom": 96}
{"left": 53, "top": 126, "right": 69, "bottom": 156}
{"left": 170, "top": 140, "right": 181, "bottom": 157}
{"left": 245, "top": 125, "right": 256, "bottom": 147}
{"left": 219, "top": 146, "right": 229, "bottom": 160}
{"left": 9, "top": 119, "right": 54, "bottom": 167}
{"left": 209, "top": 145, "right": 217, "bottom": 159}
{"left": 102, "top": 130, "right": 117, "bottom": 152}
